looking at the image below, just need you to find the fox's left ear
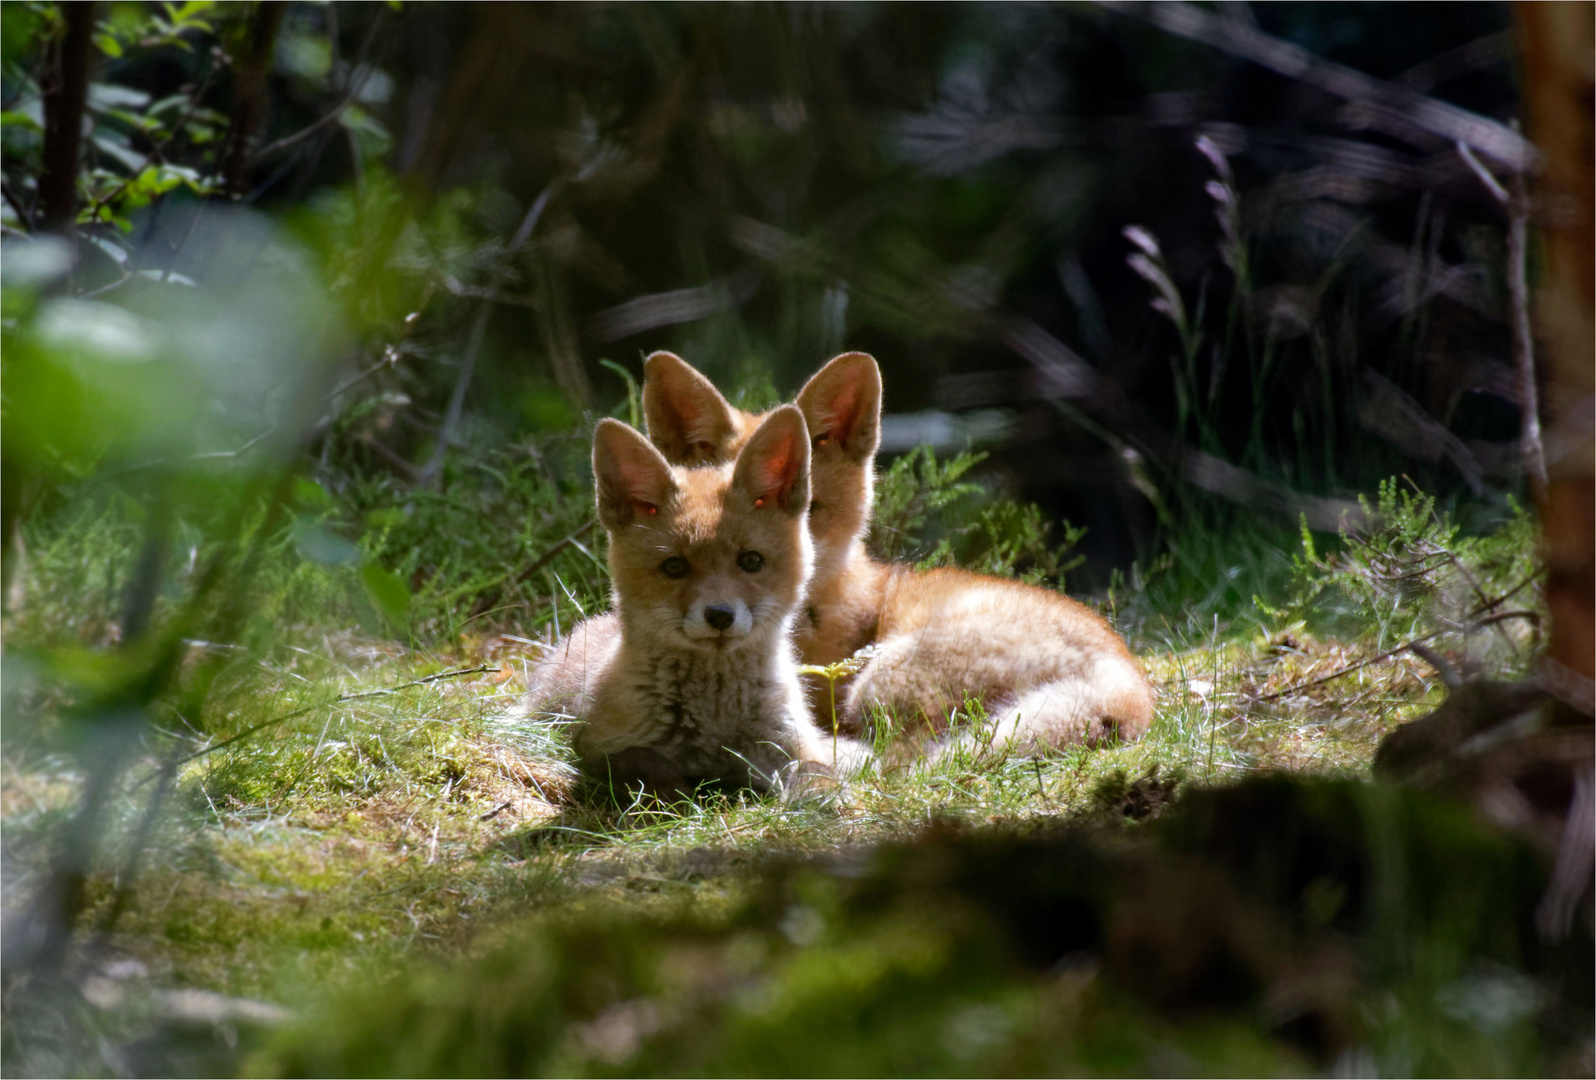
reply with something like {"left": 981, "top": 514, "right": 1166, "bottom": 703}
{"left": 732, "top": 405, "right": 810, "bottom": 516}
{"left": 794, "top": 352, "right": 881, "bottom": 463}
{"left": 643, "top": 351, "right": 742, "bottom": 465}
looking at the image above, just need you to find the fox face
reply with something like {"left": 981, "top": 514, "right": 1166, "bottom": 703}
{"left": 643, "top": 350, "right": 881, "bottom": 571}
{"left": 594, "top": 405, "right": 813, "bottom": 654}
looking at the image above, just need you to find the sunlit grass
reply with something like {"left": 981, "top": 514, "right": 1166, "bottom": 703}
{"left": 1, "top": 605, "right": 1480, "bottom": 1013}
{"left": 0, "top": 473, "right": 1547, "bottom": 1076}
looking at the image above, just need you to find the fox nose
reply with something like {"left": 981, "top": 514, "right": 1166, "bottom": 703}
{"left": 703, "top": 604, "right": 736, "bottom": 632}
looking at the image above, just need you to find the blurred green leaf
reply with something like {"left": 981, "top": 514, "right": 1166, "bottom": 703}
{"left": 361, "top": 562, "right": 411, "bottom": 625}
{"left": 87, "top": 83, "right": 151, "bottom": 111}
{"left": 0, "top": 236, "right": 75, "bottom": 288}
{"left": 1, "top": 108, "right": 42, "bottom": 133}
{"left": 293, "top": 520, "right": 362, "bottom": 566}
{"left": 0, "top": 3, "right": 45, "bottom": 67}
{"left": 293, "top": 477, "right": 336, "bottom": 511}
{"left": 35, "top": 299, "right": 162, "bottom": 363}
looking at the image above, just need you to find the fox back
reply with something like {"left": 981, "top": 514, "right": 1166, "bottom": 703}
{"left": 528, "top": 406, "right": 860, "bottom": 795}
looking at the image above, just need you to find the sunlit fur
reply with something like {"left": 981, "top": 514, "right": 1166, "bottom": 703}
{"left": 642, "top": 350, "right": 1157, "bottom": 758}
{"left": 522, "top": 407, "right": 868, "bottom": 796}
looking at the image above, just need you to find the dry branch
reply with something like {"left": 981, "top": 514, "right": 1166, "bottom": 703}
{"left": 1103, "top": 1, "right": 1541, "bottom": 171}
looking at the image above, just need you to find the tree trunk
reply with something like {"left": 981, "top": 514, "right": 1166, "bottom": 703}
{"left": 38, "top": 1, "right": 95, "bottom": 232}
{"left": 1517, "top": 2, "right": 1595, "bottom": 702}
{"left": 222, "top": 1, "right": 288, "bottom": 198}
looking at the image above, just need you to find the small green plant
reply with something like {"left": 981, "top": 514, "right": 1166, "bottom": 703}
{"left": 869, "top": 445, "right": 1084, "bottom": 589}
{"left": 1284, "top": 477, "right": 1540, "bottom": 659}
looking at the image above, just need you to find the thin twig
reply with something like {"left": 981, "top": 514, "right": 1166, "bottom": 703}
{"left": 512, "top": 519, "right": 597, "bottom": 588}
{"left": 251, "top": 8, "right": 383, "bottom": 163}
{"left": 156, "top": 664, "right": 494, "bottom": 773}
{"left": 440, "top": 275, "right": 541, "bottom": 309}
{"left": 251, "top": 65, "right": 374, "bottom": 161}
{"left": 478, "top": 800, "right": 514, "bottom": 822}
{"left": 1255, "top": 577, "right": 1543, "bottom": 703}
{"left": 330, "top": 285, "right": 435, "bottom": 399}
{"left": 98, "top": 426, "right": 276, "bottom": 480}
{"left": 1432, "top": 543, "right": 1519, "bottom": 655}
{"left": 2, "top": 179, "right": 35, "bottom": 232}
{"left": 1458, "top": 131, "right": 1548, "bottom": 486}
{"left": 418, "top": 182, "right": 560, "bottom": 483}
{"left": 1506, "top": 153, "right": 1547, "bottom": 487}
{"left": 1456, "top": 140, "right": 1510, "bottom": 203}
{"left": 469, "top": 519, "right": 598, "bottom": 620}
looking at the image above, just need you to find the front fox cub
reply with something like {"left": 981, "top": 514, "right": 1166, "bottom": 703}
{"left": 522, "top": 406, "right": 863, "bottom": 796}
{"left": 643, "top": 350, "right": 1156, "bottom": 757}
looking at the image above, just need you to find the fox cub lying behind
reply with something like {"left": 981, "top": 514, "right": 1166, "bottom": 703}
{"left": 521, "top": 406, "right": 866, "bottom": 796}
{"left": 644, "top": 350, "right": 1156, "bottom": 758}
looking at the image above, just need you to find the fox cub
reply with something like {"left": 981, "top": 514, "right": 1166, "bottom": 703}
{"left": 643, "top": 350, "right": 1156, "bottom": 757}
{"left": 522, "top": 406, "right": 864, "bottom": 796}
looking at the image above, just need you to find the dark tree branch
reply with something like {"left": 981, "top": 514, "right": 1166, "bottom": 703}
{"left": 38, "top": 1, "right": 96, "bottom": 232}
{"left": 221, "top": 1, "right": 288, "bottom": 198}
{"left": 1104, "top": 1, "right": 1541, "bottom": 172}
{"left": 1, "top": 179, "right": 35, "bottom": 233}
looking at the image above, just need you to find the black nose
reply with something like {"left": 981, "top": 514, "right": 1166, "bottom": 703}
{"left": 704, "top": 604, "right": 735, "bottom": 631}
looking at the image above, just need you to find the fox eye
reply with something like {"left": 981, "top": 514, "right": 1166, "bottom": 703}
{"left": 809, "top": 500, "right": 821, "bottom": 513}
{"left": 737, "top": 550, "right": 764, "bottom": 573}
{"left": 660, "top": 556, "right": 690, "bottom": 579}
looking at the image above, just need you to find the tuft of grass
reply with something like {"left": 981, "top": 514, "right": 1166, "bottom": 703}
{"left": 870, "top": 445, "right": 1086, "bottom": 589}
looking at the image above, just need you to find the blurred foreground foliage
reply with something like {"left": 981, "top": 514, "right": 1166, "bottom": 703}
{"left": 263, "top": 778, "right": 1590, "bottom": 1078}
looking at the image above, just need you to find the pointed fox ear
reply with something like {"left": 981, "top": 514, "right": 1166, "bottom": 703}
{"left": 794, "top": 352, "right": 881, "bottom": 463}
{"left": 643, "top": 351, "right": 741, "bottom": 465}
{"left": 593, "top": 419, "right": 679, "bottom": 530}
{"left": 731, "top": 406, "right": 810, "bottom": 516}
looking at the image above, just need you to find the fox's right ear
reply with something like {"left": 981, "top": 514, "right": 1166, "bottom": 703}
{"left": 794, "top": 352, "right": 881, "bottom": 463}
{"left": 643, "top": 351, "right": 741, "bottom": 465}
{"left": 593, "top": 419, "right": 679, "bottom": 530}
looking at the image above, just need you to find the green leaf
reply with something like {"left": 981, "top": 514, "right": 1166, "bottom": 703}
{"left": 170, "top": 0, "right": 217, "bottom": 22}
{"left": 88, "top": 83, "right": 151, "bottom": 111}
{"left": 91, "top": 131, "right": 144, "bottom": 172}
{"left": 89, "top": 235, "right": 129, "bottom": 265}
{"left": 94, "top": 32, "right": 123, "bottom": 57}
{"left": 362, "top": 562, "right": 411, "bottom": 625}
{"left": 293, "top": 477, "right": 335, "bottom": 510}
{"left": 0, "top": 109, "right": 42, "bottom": 133}
{"left": 293, "top": 520, "right": 362, "bottom": 566}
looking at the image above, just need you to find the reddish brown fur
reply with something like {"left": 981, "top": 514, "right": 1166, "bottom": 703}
{"left": 642, "top": 350, "right": 1156, "bottom": 755}
{"left": 521, "top": 407, "right": 867, "bottom": 795}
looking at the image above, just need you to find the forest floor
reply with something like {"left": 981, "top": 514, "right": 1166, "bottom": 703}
{"left": 1, "top": 613, "right": 1465, "bottom": 1073}
{"left": 3, "top": 485, "right": 1565, "bottom": 1076}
